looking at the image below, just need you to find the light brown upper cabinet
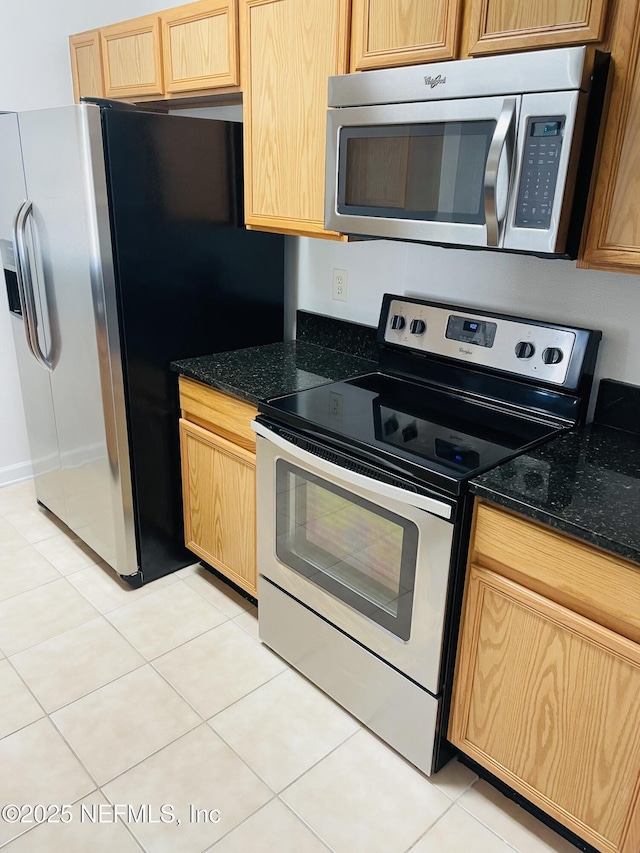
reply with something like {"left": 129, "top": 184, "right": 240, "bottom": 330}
{"left": 580, "top": 2, "right": 640, "bottom": 273}
{"left": 350, "top": 0, "right": 462, "bottom": 71}
{"left": 466, "top": 0, "right": 609, "bottom": 56}
{"left": 69, "top": 30, "right": 104, "bottom": 103}
{"left": 240, "top": 0, "right": 350, "bottom": 239}
{"left": 101, "top": 15, "right": 164, "bottom": 99}
{"left": 161, "top": 0, "right": 240, "bottom": 93}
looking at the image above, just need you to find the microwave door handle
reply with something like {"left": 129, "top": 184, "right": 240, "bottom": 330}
{"left": 253, "top": 421, "right": 452, "bottom": 521}
{"left": 12, "top": 201, "right": 53, "bottom": 372}
{"left": 484, "top": 98, "right": 517, "bottom": 247}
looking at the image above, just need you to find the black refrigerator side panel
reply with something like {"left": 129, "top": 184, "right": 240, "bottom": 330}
{"left": 102, "top": 109, "right": 285, "bottom": 583}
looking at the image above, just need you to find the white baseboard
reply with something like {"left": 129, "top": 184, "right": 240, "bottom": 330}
{"left": 0, "top": 460, "right": 33, "bottom": 488}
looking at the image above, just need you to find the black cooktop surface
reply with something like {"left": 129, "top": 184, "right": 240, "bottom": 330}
{"left": 260, "top": 372, "right": 563, "bottom": 494}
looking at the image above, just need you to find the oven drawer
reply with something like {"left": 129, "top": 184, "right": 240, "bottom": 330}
{"left": 259, "top": 576, "right": 440, "bottom": 776}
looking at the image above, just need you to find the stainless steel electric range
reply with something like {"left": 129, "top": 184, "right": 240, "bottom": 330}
{"left": 253, "top": 294, "right": 601, "bottom": 775}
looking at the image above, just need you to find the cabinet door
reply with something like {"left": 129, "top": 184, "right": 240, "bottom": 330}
{"left": 101, "top": 15, "right": 164, "bottom": 99}
{"left": 350, "top": 0, "right": 461, "bottom": 72}
{"left": 580, "top": 2, "right": 640, "bottom": 272}
{"left": 450, "top": 565, "right": 640, "bottom": 853}
{"left": 69, "top": 31, "right": 104, "bottom": 103}
{"left": 180, "top": 418, "right": 257, "bottom": 597}
{"left": 466, "top": 0, "right": 608, "bottom": 55}
{"left": 240, "top": 0, "right": 350, "bottom": 238}
{"left": 161, "top": 0, "right": 239, "bottom": 93}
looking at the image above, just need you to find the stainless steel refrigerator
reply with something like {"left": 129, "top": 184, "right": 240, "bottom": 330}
{"left": 0, "top": 102, "right": 284, "bottom": 585}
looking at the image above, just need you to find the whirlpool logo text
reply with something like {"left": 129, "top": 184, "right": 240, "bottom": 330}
{"left": 424, "top": 74, "right": 446, "bottom": 89}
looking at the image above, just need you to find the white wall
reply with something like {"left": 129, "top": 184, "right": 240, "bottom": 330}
{"left": 294, "top": 237, "right": 640, "bottom": 390}
{"left": 0, "top": 0, "right": 161, "bottom": 485}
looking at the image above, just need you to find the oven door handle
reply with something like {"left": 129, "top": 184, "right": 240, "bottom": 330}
{"left": 253, "top": 421, "right": 452, "bottom": 521}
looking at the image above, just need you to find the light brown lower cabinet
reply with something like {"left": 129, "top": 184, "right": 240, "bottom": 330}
{"left": 178, "top": 377, "right": 258, "bottom": 597}
{"left": 449, "top": 502, "right": 640, "bottom": 853}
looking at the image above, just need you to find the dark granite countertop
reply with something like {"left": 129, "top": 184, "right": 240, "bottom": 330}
{"left": 171, "top": 340, "right": 376, "bottom": 405}
{"left": 470, "top": 423, "right": 640, "bottom": 565}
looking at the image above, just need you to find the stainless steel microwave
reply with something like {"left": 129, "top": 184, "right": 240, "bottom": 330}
{"left": 325, "top": 47, "right": 608, "bottom": 258}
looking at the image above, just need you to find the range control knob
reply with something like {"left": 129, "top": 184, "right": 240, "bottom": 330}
{"left": 401, "top": 421, "right": 418, "bottom": 443}
{"left": 409, "top": 318, "right": 426, "bottom": 335}
{"left": 390, "top": 314, "right": 406, "bottom": 331}
{"left": 524, "top": 470, "right": 545, "bottom": 490}
{"left": 515, "top": 341, "right": 535, "bottom": 359}
{"left": 542, "top": 347, "right": 564, "bottom": 365}
{"left": 383, "top": 416, "right": 399, "bottom": 436}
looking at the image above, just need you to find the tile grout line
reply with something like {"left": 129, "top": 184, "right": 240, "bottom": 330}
{"left": 277, "top": 727, "right": 362, "bottom": 801}
{"left": 49, "top": 702, "right": 204, "bottom": 792}
{"left": 274, "top": 798, "right": 335, "bottom": 852}
{"left": 0, "top": 571, "right": 65, "bottom": 610}
{"left": 208, "top": 689, "right": 359, "bottom": 796}
{"left": 2, "top": 509, "right": 72, "bottom": 546}
{"left": 101, "top": 580, "right": 232, "bottom": 643}
{"left": 96, "top": 724, "right": 278, "bottom": 846}
{"left": 65, "top": 568, "right": 182, "bottom": 617}
{"left": 204, "top": 796, "right": 335, "bottom": 853}
{"left": 0, "top": 575, "right": 101, "bottom": 657}
{"left": 455, "top": 790, "right": 535, "bottom": 853}
{"left": 180, "top": 567, "right": 255, "bottom": 615}
{"left": 403, "top": 799, "right": 458, "bottom": 852}
{"left": 12, "top": 655, "right": 150, "bottom": 720}
{"left": 196, "top": 794, "right": 279, "bottom": 853}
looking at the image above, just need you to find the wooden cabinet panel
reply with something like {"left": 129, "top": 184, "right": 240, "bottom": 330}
{"left": 162, "top": 0, "right": 239, "bottom": 92}
{"left": 580, "top": 2, "right": 640, "bottom": 272}
{"left": 178, "top": 377, "right": 257, "bottom": 451}
{"left": 450, "top": 565, "right": 640, "bottom": 853}
{"left": 180, "top": 418, "right": 257, "bottom": 596}
{"left": 472, "top": 502, "right": 640, "bottom": 643}
{"left": 467, "top": 0, "right": 608, "bottom": 55}
{"left": 350, "top": 0, "right": 461, "bottom": 71}
{"left": 69, "top": 31, "right": 104, "bottom": 103}
{"left": 240, "top": 0, "right": 350, "bottom": 239}
{"left": 101, "top": 15, "right": 164, "bottom": 99}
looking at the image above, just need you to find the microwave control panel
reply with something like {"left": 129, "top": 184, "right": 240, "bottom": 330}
{"left": 514, "top": 116, "right": 564, "bottom": 230}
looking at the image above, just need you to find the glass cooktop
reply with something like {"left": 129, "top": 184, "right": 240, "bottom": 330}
{"left": 260, "top": 372, "right": 563, "bottom": 494}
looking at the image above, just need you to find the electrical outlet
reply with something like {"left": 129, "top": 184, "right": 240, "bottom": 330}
{"left": 332, "top": 268, "right": 348, "bottom": 302}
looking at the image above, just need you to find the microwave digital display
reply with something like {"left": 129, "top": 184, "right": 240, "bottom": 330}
{"left": 532, "top": 121, "right": 561, "bottom": 137}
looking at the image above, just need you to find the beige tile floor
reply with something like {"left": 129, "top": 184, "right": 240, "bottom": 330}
{"left": 0, "top": 478, "right": 581, "bottom": 853}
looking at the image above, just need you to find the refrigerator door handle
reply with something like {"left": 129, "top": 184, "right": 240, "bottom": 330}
{"left": 12, "top": 200, "right": 53, "bottom": 372}
{"left": 12, "top": 200, "right": 38, "bottom": 359}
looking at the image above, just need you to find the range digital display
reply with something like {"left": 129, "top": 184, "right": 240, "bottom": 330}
{"left": 446, "top": 315, "right": 497, "bottom": 348}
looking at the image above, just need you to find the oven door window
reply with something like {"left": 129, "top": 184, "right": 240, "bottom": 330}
{"left": 337, "top": 121, "right": 496, "bottom": 224}
{"left": 275, "top": 461, "right": 418, "bottom": 641}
